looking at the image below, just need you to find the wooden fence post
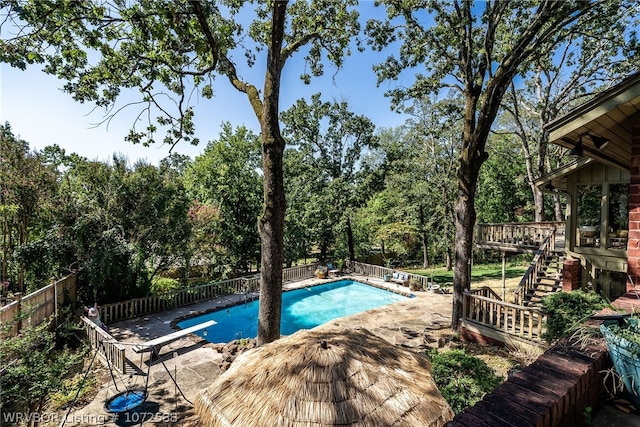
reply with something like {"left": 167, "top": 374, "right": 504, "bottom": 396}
{"left": 14, "top": 292, "right": 22, "bottom": 332}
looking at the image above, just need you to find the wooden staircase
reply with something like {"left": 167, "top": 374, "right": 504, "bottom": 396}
{"left": 514, "top": 229, "right": 563, "bottom": 307}
{"left": 523, "top": 253, "right": 563, "bottom": 307}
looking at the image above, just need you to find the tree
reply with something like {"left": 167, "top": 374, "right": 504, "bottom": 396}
{"left": 38, "top": 155, "right": 191, "bottom": 303}
{"left": 399, "top": 97, "right": 460, "bottom": 269}
{"left": 0, "top": 123, "right": 57, "bottom": 292}
{"left": 367, "top": 0, "right": 619, "bottom": 330}
{"left": 1, "top": 1, "right": 361, "bottom": 344}
{"left": 475, "top": 133, "right": 531, "bottom": 223}
{"left": 498, "top": 4, "right": 640, "bottom": 222}
{"left": 281, "top": 94, "right": 376, "bottom": 262}
{"left": 185, "top": 123, "right": 262, "bottom": 273}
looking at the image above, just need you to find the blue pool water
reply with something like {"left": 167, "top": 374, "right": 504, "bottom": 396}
{"left": 177, "top": 280, "right": 409, "bottom": 343}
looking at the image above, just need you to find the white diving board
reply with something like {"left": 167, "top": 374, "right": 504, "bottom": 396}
{"left": 133, "top": 320, "right": 216, "bottom": 355}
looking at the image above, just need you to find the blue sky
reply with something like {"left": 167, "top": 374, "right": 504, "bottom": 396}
{"left": 0, "top": 3, "right": 408, "bottom": 165}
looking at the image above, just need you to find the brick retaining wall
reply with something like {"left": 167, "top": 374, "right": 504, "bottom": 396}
{"left": 446, "top": 336, "right": 610, "bottom": 427}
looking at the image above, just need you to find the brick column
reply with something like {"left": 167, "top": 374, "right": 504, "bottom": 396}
{"left": 563, "top": 258, "right": 581, "bottom": 291}
{"left": 627, "top": 112, "right": 640, "bottom": 292}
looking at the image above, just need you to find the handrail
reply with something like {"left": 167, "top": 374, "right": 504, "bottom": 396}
{"left": 462, "top": 291, "right": 547, "bottom": 345}
{"left": 513, "top": 229, "right": 557, "bottom": 305}
{"left": 469, "top": 286, "right": 502, "bottom": 301}
{"left": 78, "top": 314, "right": 126, "bottom": 373}
{"left": 476, "top": 221, "right": 564, "bottom": 248}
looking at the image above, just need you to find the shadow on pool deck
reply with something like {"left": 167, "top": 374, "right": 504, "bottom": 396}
{"left": 64, "top": 275, "right": 453, "bottom": 426}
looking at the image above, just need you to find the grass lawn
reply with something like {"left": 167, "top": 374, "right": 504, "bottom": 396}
{"left": 407, "top": 262, "right": 529, "bottom": 303}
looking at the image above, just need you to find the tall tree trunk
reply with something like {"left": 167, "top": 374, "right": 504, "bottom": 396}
{"left": 533, "top": 186, "right": 545, "bottom": 222}
{"left": 419, "top": 204, "right": 429, "bottom": 269}
{"left": 553, "top": 193, "right": 563, "bottom": 222}
{"left": 256, "top": 2, "right": 286, "bottom": 346}
{"left": 452, "top": 128, "right": 486, "bottom": 330}
{"left": 1, "top": 210, "right": 7, "bottom": 282}
{"left": 346, "top": 216, "right": 355, "bottom": 261}
{"left": 453, "top": 193, "right": 475, "bottom": 331}
{"left": 422, "top": 233, "right": 429, "bottom": 269}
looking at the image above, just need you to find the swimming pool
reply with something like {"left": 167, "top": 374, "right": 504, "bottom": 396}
{"left": 177, "top": 279, "right": 409, "bottom": 343}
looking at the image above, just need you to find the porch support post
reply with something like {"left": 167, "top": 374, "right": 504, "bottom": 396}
{"left": 563, "top": 258, "right": 581, "bottom": 292}
{"left": 501, "top": 251, "right": 506, "bottom": 301}
{"left": 627, "top": 112, "right": 640, "bottom": 293}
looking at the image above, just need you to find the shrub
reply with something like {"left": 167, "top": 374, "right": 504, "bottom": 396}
{"left": 150, "top": 276, "right": 181, "bottom": 295}
{"left": 0, "top": 316, "right": 88, "bottom": 417}
{"left": 541, "top": 290, "right": 608, "bottom": 342}
{"left": 427, "top": 348, "right": 503, "bottom": 414}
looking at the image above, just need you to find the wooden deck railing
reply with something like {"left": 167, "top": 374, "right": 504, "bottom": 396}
{"left": 476, "top": 221, "right": 564, "bottom": 249}
{"left": 345, "top": 260, "right": 434, "bottom": 290}
{"left": 513, "top": 230, "right": 557, "bottom": 306}
{"left": 283, "top": 263, "right": 321, "bottom": 282}
{"left": 99, "top": 262, "right": 321, "bottom": 324}
{"left": 78, "top": 315, "right": 127, "bottom": 373}
{"left": 463, "top": 291, "right": 547, "bottom": 345}
{"left": 469, "top": 286, "right": 502, "bottom": 301}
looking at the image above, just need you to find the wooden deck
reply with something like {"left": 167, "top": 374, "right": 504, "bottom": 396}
{"left": 476, "top": 221, "right": 565, "bottom": 254}
{"left": 461, "top": 288, "right": 548, "bottom": 347}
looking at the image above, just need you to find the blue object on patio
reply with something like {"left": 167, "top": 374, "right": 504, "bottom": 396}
{"left": 104, "top": 389, "right": 148, "bottom": 413}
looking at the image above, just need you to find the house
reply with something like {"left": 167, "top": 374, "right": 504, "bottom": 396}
{"left": 450, "top": 72, "right": 640, "bottom": 427}
{"left": 536, "top": 71, "right": 640, "bottom": 301}
{"left": 467, "top": 72, "right": 640, "bottom": 346}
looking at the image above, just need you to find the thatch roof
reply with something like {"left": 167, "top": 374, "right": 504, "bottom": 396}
{"left": 195, "top": 328, "right": 454, "bottom": 426}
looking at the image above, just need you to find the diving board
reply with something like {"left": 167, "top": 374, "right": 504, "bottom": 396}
{"left": 133, "top": 320, "right": 216, "bottom": 356}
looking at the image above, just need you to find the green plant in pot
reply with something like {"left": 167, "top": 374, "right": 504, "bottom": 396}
{"left": 314, "top": 267, "right": 327, "bottom": 279}
{"left": 616, "top": 209, "right": 629, "bottom": 238}
{"left": 383, "top": 258, "right": 393, "bottom": 281}
{"left": 600, "top": 315, "right": 640, "bottom": 409}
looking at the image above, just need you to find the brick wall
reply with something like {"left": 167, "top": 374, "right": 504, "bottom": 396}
{"left": 628, "top": 112, "right": 640, "bottom": 292}
{"left": 562, "top": 258, "right": 581, "bottom": 292}
{"left": 446, "top": 337, "right": 610, "bottom": 427}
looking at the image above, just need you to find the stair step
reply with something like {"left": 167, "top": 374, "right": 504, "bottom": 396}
{"left": 536, "top": 276, "right": 562, "bottom": 282}
{"left": 536, "top": 273, "right": 562, "bottom": 280}
{"left": 535, "top": 285, "right": 562, "bottom": 292}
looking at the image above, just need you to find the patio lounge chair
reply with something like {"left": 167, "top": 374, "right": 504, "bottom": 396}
{"left": 327, "top": 263, "right": 341, "bottom": 277}
{"left": 390, "top": 272, "right": 409, "bottom": 286}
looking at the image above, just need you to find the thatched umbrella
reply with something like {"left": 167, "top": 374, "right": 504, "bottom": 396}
{"left": 196, "top": 328, "right": 454, "bottom": 426}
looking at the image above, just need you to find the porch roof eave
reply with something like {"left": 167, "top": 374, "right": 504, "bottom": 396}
{"left": 534, "top": 157, "right": 593, "bottom": 192}
{"left": 544, "top": 71, "right": 640, "bottom": 172}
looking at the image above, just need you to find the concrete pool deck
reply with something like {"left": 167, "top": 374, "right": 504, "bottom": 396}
{"left": 64, "top": 275, "right": 453, "bottom": 426}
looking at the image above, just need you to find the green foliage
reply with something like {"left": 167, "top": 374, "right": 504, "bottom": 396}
{"left": 427, "top": 348, "right": 503, "bottom": 414}
{"left": 49, "top": 372, "right": 97, "bottom": 409}
{"left": 185, "top": 124, "right": 262, "bottom": 273}
{"left": 0, "top": 123, "right": 58, "bottom": 291}
{"left": 541, "top": 290, "right": 608, "bottom": 342}
{"left": 604, "top": 317, "right": 640, "bottom": 349}
{"left": 281, "top": 95, "right": 376, "bottom": 263}
{"left": 0, "top": 316, "right": 88, "bottom": 417}
{"left": 151, "top": 276, "right": 181, "bottom": 296}
{"left": 476, "top": 135, "right": 531, "bottom": 223}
